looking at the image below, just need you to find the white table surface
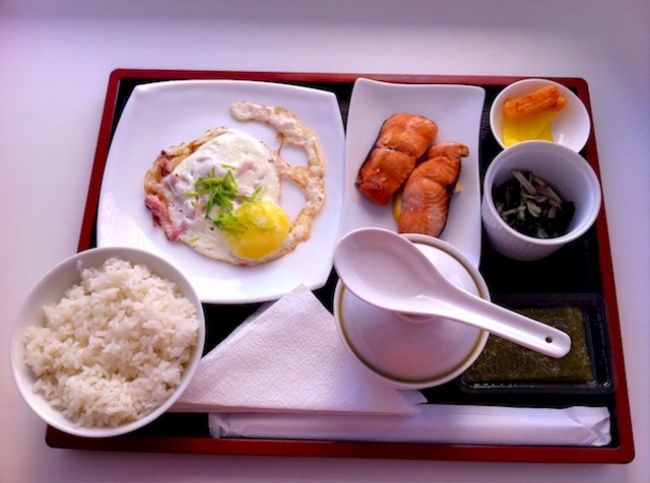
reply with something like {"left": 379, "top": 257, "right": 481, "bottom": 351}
{"left": 1, "top": 1, "right": 648, "bottom": 481}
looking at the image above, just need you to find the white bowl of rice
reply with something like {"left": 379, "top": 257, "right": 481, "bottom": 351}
{"left": 10, "top": 247, "right": 205, "bottom": 438}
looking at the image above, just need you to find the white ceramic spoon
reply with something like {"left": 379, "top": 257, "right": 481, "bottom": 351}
{"left": 333, "top": 228, "right": 571, "bottom": 358}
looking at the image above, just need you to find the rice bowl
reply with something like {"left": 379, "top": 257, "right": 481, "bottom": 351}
{"left": 10, "top": 247, "right": 206, "bottom": 438}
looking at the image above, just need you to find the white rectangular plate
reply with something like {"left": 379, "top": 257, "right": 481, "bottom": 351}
{"left": 97, "top": 80, "right": 345, "bottom": 304}
{"left": 343, "top": 78, "right": 485, "bottom": 266}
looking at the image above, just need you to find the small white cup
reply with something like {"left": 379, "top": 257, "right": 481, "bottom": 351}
{"left": 481, "top": 141, "right": 602, "bottom": 261}
{"left": 489, "top": 78, "right": 591, "bottom": 152}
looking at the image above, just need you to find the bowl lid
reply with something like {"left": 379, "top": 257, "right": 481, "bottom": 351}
{"left": 335, "top": 235, "right": 489, "bottom": 387}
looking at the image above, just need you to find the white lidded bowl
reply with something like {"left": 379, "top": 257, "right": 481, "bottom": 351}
{"left": 10, "top": 247, "right": 205, "bottom": 438}
{"left": 489, "top": 78, "right": 591, "bottom": 152}
{"left": 333, "top": 234, "right": 490, "bottom": 390}
{"left": 481, "top": 141, "right": 602, "bottom": 261}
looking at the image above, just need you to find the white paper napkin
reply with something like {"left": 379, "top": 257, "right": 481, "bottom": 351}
{"left": 209, "top": 404, "right": 611, "bottom": 447}
{"left": 172, "top": 284, "right": 425, "bottom": 415}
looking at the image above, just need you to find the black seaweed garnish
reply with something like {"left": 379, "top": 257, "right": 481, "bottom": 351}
{"left": 492, "top": 170, "right": 575, "bottom": 238}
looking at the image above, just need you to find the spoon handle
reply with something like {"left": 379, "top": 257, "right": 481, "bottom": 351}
{"left": 427, "top": 292, "right": 571, "bottom": 358}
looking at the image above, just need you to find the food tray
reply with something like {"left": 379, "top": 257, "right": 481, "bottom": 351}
{"left": 47, "top": 69, "right": 634, "bottom": 463}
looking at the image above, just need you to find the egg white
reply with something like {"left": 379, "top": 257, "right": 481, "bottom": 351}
{"left": 159, "top": 128, "right": 280, "bottom": 264}
{"left": 145, "top": 102, "right": 327, "bottom": 266}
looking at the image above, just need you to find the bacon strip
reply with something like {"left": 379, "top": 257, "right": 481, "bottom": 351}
{"left": 144, "top": 194, "right": 185, "bottom": 241}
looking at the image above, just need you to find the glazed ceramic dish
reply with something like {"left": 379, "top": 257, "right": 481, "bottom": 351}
{"left": 343, "top": 78, "right": 485, "bottom": 267}
{"left": 97, "top": 80, "right": 346, "bottom": 304}
{"left": 333, "top": 234, "right": 490, "bottom": 389}
{"left": 10, "top": 247, "right": 206, "bottom": 438}
{"left": 481, "top": 141, "right": 602, "bottom": 261}
{"left": 489, "top": 78, "right": 591, "bottom": 152}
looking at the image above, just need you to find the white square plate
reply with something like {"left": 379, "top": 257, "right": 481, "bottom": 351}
{"left": 343, "top": 78, "right": 485, "bottom": 266}
{"left": 97, "top": 80, "right": 345, "bottom": 304}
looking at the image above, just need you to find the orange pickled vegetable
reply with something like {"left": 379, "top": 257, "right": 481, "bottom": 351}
{"left": 503, "top": 85, "right": 567, "bottom": 120}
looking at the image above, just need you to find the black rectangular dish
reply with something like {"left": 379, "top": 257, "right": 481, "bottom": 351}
{"left": 459, "top": 293, "right": 612, "bottom": 394}
{"left": 48, "top": 70, "right": 634, "bottom": 463}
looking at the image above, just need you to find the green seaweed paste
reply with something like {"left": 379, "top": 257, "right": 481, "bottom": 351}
{"left": 463, "top": 306, "right": 593, "bottom": 384}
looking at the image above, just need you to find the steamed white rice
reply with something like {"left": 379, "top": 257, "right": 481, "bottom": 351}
{"left": 23, "top": 257, "right": 199, "bottom": 428}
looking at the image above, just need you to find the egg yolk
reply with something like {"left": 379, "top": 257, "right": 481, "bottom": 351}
{"left": 225, "top": 200, "right": 291, "bottom": 260}
{"left": 502, "top": 110, "right": 558, "bottom": 147}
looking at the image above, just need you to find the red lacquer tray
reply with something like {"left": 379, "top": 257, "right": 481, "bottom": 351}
{"left": 46, "top": 69, "right": 634, "bottom": 463}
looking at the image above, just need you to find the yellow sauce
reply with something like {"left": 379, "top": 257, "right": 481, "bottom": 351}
{"left": 502, "top": 110, "right": 558, "bottom": 147}
{"left": 391, "top": 190, "right": 403, "bottom": 222}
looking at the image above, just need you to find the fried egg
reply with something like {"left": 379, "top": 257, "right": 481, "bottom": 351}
{"left": 144, "top": 102, "right": 326, "bottom": 266}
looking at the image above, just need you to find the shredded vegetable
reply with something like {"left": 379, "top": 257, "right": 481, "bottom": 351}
{"left": 492, "top": 170, "right": 574, "bottom": 238}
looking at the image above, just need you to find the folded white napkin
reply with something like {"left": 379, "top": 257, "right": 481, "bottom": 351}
{"left": 209, "top": 405, "right": 611, "bottom": 447}
{"left": 172, "top": 284, "right": 425, "bottom": 415}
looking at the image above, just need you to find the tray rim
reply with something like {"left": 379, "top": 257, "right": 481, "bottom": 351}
{"left": 60, "top": 68, "right": 634, "bottom": 464}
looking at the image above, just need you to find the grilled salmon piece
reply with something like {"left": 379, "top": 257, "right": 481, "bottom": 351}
{"left": 398, "top": 179, "right": 450, "bottom": 237}
{"left": 356, "top": 113, "right": 438, "bottom": 205}
{"left": 356, "top": 148, "right": 417, "bottom": 205}
{"left": 398, "top": 142, "right": 468, "bottom": 237}
{"left": 377, "top": 113, "right": 439, "bottom": 157}
{"left": 426, "top": 141, "right": 470, "bottom": 161}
